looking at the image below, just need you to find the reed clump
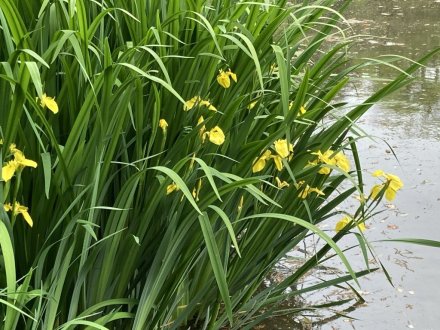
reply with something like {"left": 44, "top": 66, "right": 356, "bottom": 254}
{"left": 0, "top": 0, "right": 437, "bottom": 329}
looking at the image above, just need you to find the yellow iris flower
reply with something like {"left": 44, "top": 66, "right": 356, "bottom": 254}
{"left": 252, "top": 150, "right": 272, "bottom": 173}
{"left": 39, "top": 93, "right": 59, "bottom": 114}
{"left": 335, "top": 216, "right": 366, "bottom": 232}
{"left": 208, "top": 126, "right": 225, "bottom": 145}
{"left": 167, "top": 183, "right": 179, "bottom": 195}
{"left": 270, "top": 139, "right": 293, "bottom": 171}
{"left": 217, "top": 69, "right": 237, "bottom": 88}
{"left": 296, "top": 181, "right": 325, "bottom": 199}
{"left": 311, "top": 149, "right": 350, "bottom": 174}
{"left": 4, "top": 202, "right": 33, "bottom": 227}
{"left": 184, "top": 96, "right": 217, "bottom": 111}
{"left": 370, "top": 170, "right": 403, "bottom": 201}
{"left": 275, "top": 177, "right": 290, "bottom": 189}
{"left": 274, "top": 139, "right": 293, "bottom": 159}
{"left": 251, "top": 140, "right": 293, "bottom": 173}
{"left": 1, "top": 147, "right": 37, "bottom": 182}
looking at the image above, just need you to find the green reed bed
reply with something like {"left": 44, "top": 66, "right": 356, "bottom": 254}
{"left": 0, "top": 0, "right": 438, "bottom": 329}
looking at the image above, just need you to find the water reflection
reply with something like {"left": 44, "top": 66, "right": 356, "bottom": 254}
{"left": 344, "top": 0, "right": 440, "bottom": 58}
{"left": 341, "top": 0, "right": 440, "bottom": 141}
{"left": 328, "top": 1, "right": 440, "bottom": 329}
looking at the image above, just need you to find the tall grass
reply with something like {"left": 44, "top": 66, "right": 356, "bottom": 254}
{"left": 0, "top": 0, "right": 438, "bottom": 328}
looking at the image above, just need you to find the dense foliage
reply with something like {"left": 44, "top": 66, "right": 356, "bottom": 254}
{"left": 0, "top": 0, "right": 437, "bottom": 329}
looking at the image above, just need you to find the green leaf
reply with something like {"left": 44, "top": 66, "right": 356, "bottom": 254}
{"left": 0, "top": 221, "right": 17, "bottom": 329}
{"left": 198, "top": 212, "right": 233, "bottom": 324}
{"left": 241, "top": 213, "right": 358, "bottom": 285}
{"left": 208, "top": 205, "right": 241, "bottom": 257}
{"left": 380, "top": 238, "right": 440, "bottom": 248}
{"left": 41, "top": 152, "right": 52, "bottom": 199}
{"left": 150, "top": 166, "right": 202, "bottom": 214}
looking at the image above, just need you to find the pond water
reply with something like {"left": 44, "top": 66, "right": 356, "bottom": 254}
{"left": 323, "top": 0, "right": 440, "bottom": 329}
{"left": 264, "top": 1, "right": 440, "bottom": 329}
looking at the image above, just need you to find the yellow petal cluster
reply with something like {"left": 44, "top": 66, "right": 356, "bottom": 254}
{"left": 1, "top": 146, "right": 37, "bottom": 182}
{"left": 4, "top": 202, "right": 33, "bottom": 227}
{"left": 272, "top": 139, "right": 294, "bottom": 171}
{"left": 39, "top": 93, "right": 59, "bottom": 114}
{"left": 275, "top": 177, "right": 289, "bottom": 189}
{"left": 296, "top": 181, "right": 325, "bottom": 199}
{"left": 217, "top": 69, "right": 237, "bottom": 89}
{"left": 311, "top": 149, "right": 350, "bottom": 174}
{"left": 184, "top": 96, "right": 217, "bottom": 111}
{"left": 370, "top": 170, "right": 403, "bottom": 201}
{"left": 251, "top": 140, "right": 293, "bottom": 173}
{"left": 335, "top": 216, "right": 366, "bottom": 233}
{"left": 208, "top": 126, "right": 225, "bottom": 145}
{"left": 252, "top": 150, "right": 272, "bottom": 173}
{"left": 167, "top": 183, "right": 179, "bottom": 195}
{"left": 274, "top": 139, "right": 293, "bottom": 159}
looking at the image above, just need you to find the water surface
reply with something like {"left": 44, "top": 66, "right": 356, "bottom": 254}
{"left": 327, "top": 1, "right": 440, "bottom": 329}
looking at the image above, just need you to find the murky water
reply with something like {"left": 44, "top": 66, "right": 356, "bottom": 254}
{"left": 326, "top": 1, "right": 440, "bottom": 329}
{"left": 265, "top": 1, "right": 440, "bottom": 329}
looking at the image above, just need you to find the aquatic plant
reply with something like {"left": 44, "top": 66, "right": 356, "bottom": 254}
{"left": 0, "top": 0, "right": 438, "bottom": 328}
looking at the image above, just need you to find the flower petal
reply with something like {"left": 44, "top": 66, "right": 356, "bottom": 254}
{"left": 372, "top": 169, "right": 385, "bottom": 177}
{"left": 21, "top": 210, "right": 33, "bottom": 227}
{"left": 252, "top": 158, "right": 266, "bottom": 173}
{"left": 2, "top": 161, "right": 17, "bottom": 182}
{"left": 13, "top": 151, "right": 37, "bottom": 168}
{"left": 335, "top": 216, "right": 350, "bottom": 232}
{"left": 217, "top": 70, "right": 230, "bottom": 88}
{"left": 3, "top": 203, "right": 12, "bottom": 212}
{"left": 272, "top": 155, "right": 283, "bottom": 171}
{"left": 370, "top": 183, "right": 384, "bottom": 200}
{"left": 275, "top": 177, "right": 289, "bottom": 189}
{"left": 208, "top": 126, "right": 225, "bottom": 145}
{"left": 41, "top": 94, "right": 59, "bottom": 114}
{"left": 385, "top": 187, "right": 397, "bottom": 201}
{"left": 318, "top": 166, "right": 331, "bottom": 175}
{"left": 227, "top": 69, "right": 237, "bottom": 82}
{"left": 167, "top": 183, "right": 179, "bottom": 195}
{"left": 274, "top": 139, "right": 290, "bottom": 158}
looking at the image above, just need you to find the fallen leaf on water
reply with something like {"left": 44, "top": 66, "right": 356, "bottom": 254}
{"left": 387, "top": 224, "right": 399, "bottom": 230}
